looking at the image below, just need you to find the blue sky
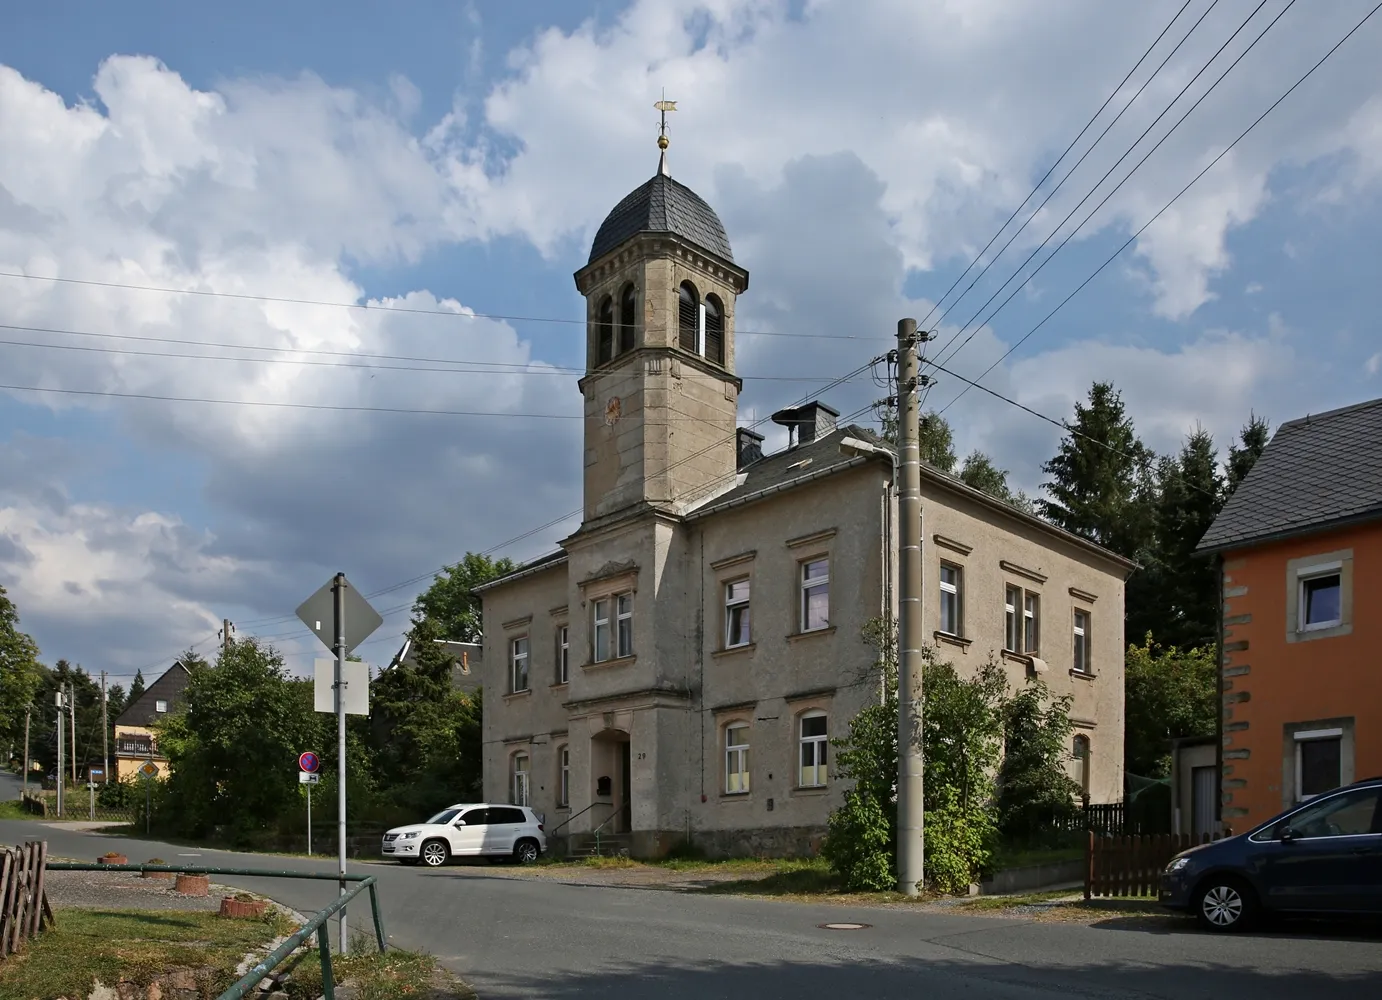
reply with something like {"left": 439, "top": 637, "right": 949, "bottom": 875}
{"left": 2, "top": 0, "right": 1381, "bottom": 682}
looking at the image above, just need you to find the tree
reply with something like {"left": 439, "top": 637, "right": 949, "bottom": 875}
{"left": 1144, "top": 427, "right": 1225, "bottom": 649}
{"left": 958, "top": 451, "right": 1010, "bottom": 499}
{"left": 919, "top": 412, "right": 957, "bottom": 474}
{"left": 1039, "top": 382, "right": 1154, "bottom": 558}
{"left": 1124, "top": 635, "right": 1216, "bottom": 778}
{"left": 995, "top": 680, "right": 1081, "bottom": 847}
{"left": 410, "top": 553, "right": 516, "bottom": 642}
{"left": 127, "top": 670, "right": 146, "bottom": 705}
{"left": 1226, "top": 412, "right": 1271, "bottom": 496}
{"left": 0, "top": 585, "right": 43, "bottom": 758}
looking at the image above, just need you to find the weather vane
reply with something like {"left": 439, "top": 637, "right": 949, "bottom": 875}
{"left": 654, "top": 91, "right": 677, "bottom": 151}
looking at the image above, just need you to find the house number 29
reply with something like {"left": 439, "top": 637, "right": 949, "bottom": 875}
{"left": 636, "top": 752, "right": 647, "bottom": 760}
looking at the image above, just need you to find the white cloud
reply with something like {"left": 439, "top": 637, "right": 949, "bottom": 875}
{"left": 1367, "top": 351, "right": 1381, "bottom": 376}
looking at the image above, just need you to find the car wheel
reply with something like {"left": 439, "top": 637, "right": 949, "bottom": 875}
{"left": 1195, "top": 876, "right": 1257, "bottom": 931}
{"left": 420, "top": 839, "right": 451, "bottom": 868}
{"left": 513, "top": 839, "right": 540, "bottom": 865}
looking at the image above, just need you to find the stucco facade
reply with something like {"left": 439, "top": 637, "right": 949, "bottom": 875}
{"left": 477, "top": 154, "right": 1131, "bottom": 858}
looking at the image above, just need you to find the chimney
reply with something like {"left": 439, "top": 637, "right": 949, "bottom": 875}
{"left": 771, "top": 401, "right": 840, "bottom": 448}
{"left": 736, "top": 427, "right": 764, "bottom": 470}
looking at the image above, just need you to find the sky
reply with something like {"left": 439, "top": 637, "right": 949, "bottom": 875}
{"left": 2, "top": 0, "right": 1380, "bottom": 686}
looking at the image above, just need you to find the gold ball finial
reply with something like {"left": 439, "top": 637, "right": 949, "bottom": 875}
{"left": 657, "top": 134, "right": 669, "bottom": 150}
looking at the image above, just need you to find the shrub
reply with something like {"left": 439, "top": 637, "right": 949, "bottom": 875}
{"left": 923, "top": 787, "right": 996, "bottom": 895}
{"left": 821, "top": 788, "right": 894, "bottom": 891}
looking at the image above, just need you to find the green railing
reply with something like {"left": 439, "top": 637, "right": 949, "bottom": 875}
{"left": 45, "top": 862, "right": 387, "bottom": 1000}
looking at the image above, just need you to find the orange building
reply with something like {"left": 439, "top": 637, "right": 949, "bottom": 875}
{"left": 1195, "top": 397, "right": 1382, "bottom": 833}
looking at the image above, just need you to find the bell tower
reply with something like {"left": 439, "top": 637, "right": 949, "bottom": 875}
{"left": 572, "top": 104, "right": 750, "bottom": 524}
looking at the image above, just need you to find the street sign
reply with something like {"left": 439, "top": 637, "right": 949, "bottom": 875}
{"left": 295, "top": 574, "right": 382, "bottom": 655}
{"left": 138, "top": 761, "right": 159, "bottom": 780}
{"left": 298, "top": 751, "right": 320, "bottom": 774}
{"left": 299, "top": 772, "right": 320, "bottom": 785}
{"left": 314, "top": 659, "right": 369, "bottom": 715}
{"left": 90, "top": 768, "right": 104, "bottom": 778}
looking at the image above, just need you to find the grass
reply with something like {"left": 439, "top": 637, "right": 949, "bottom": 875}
{"left": 0, "top": 801, "right": 36, "bottom": 821}
{"left": 0, "top": 906, "right": 294, "bottom": 1000}
{"left": 282, "top": 947, "right": 477, "bottom": 1000}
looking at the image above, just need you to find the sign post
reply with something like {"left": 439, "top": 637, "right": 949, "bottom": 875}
{"left": 139, "top": 759, "right": 159, "bottom": 835}
{"left": 296, "top": 573, "right": 380, "bottom": 956}
{"left": 299, "top": 752, "right": 321, "bottom": 856}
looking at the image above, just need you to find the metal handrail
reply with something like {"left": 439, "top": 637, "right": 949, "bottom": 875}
{"left": 591, "top": 806, "right": 622, "bottom": 856}
{"left": 46, "top": 862, "right": 387, "bottom": 1000}
{"left": 546, "top": 800, "right": 606, "bottom": 838}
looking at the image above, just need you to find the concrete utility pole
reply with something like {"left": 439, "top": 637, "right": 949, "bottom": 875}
{"left": 222, "top": 619, "right": 234, "bottom": 651}
{"left": 895, "top": 317, "right": 926, "bottom": 896}
{"left": 55, "top": 690, "right": 65, "bottom": 817}
{"left": 333, "top": 573, "right": 349, "bottom": 955}
{"left": 22, "top": 706, "right": 31, "bottom": 796}
{"left": 101, "top": 671, "right": 110, "bottom": 786}
{"left": 69, "top": 682, "right": 78, "bottom": 786}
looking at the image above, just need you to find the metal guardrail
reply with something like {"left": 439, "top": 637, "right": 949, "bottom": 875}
{"left": 46, "top": 862, "right": 387, "bottom": 1000}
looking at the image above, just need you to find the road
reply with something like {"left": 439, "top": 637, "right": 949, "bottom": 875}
{"left": 5, "top": 819, "right": 1380, "bottom": 999}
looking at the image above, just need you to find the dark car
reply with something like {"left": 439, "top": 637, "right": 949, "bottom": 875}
{"left": 1160, "top": 775, "right": 1382, "bottom": 930}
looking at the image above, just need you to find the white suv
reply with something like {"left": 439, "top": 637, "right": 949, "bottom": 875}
{"left": 382, "top": 803, "right": 547, "bottom": 867}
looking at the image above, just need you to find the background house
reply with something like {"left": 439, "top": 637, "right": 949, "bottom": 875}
{"left": 112, "top": 661, "right": 191, "bottom": 780}
{"left": 384, "top": 637, "right": 483, "bottom": 696}
{"left": 1195, "top": 396, "right": 1382, "bottom": 832}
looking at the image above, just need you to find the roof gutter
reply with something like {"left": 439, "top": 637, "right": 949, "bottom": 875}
{"left": 685, "top": 456, "right": 873, "bottom": 522}
{"left": 474, "top": 554, "right": 570, "bottom": 594}
{"left": 1196, "top": 506, "right": 1382, "bottom": 557}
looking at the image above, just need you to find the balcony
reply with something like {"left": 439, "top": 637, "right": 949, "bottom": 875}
{"left": 115, "top": 738, "right": 158, "bottom": 757}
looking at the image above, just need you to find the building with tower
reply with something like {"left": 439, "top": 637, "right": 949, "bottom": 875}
{"left": 477, "top": 120, "right": 1135, "bottom": 858}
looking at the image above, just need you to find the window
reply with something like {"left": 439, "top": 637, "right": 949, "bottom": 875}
{"left": 618, "top": 283, "right": 637, "bottom": 354}
{"left": 558, "top": 745, "right": 570, "bottom": 808}
{"left": 1024, "top": 592, "right": 1040, "bottom": 653}
{"left": 1299, "top": 571, "right": 1342, "bottom": 630}
{"left": 1072, "top": 734, "right": 1091, "bottom": 795}
{"left": 616, "top": 593, "right": 633, "bottom": 658}
{"left": 1295, "top": 730, "right": 1344, "bottom": 800}
{"left": 510, "top": 636, "right": 529, "bottom": 693}
{"left": 489, "top": 806, "right": 526, "bottom": 825}
{"left": 596, "top": 296, "right": 614, "bottom": 364}
{"left": 556, "top": 625, "right": 569, "bottom": 684}
{"left": 511, "top": 754, "right": 530, "bottom": 806}
{"left": 725, "top": 579, "right": 751, "bottom": 647}
{"left": 593, "top": 599, "right": 611, "bottom": 662}
{"left": 154, "top": 700, "right": 168, "bottom": 714}
{"left": 1073, "top": 610, "right": 1090, "bottom": 673}
{"left": 939, "top": 563, "right": 962, "bottom": 636}
{"left": 1004, "top": 585, "right": 1022, "bottom": 652}
{"left": 704, "top": 294, "right": 725, "bottom": 364}
{"left": 678, "top": 281, "right": 699, "bottom": 353}
{"left": 799, "top": 712, "right": 828, "bottom": 787}
{"left": 1278, "top": 788, "right": 1380, "bottom": 839}
{"left": 725, "top": 725, "right": 750, "bottom": 794}
{"left": 800, "top": 558, "right": 830, "bottom": 632}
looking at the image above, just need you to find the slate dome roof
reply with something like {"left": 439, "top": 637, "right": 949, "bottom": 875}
{"left": 588, "top": 172, "right": 733, "bottom": 265}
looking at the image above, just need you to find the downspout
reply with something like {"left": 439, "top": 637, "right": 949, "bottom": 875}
{"left": 1215, "top": 552, "right": 1225, "bottom": 835}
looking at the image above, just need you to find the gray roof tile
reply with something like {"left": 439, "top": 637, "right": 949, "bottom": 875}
{"left": 589, "top": 173, "right": 733, "bottom": 264}
{"left": 1197, "top": 396, "right": 1382, "bottom": 552}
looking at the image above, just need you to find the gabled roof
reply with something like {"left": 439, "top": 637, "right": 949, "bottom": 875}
{"left": 113, "top": 662, "right": 191, "bottom": 728}
{"left": 1197, "top": 396, "right": 1382, "bottom": 553}
{"left": 383, "top": 637, "right": 483, "bottom": 693}
{"left": 473, "top": 548, "right": 569, "bottom": 594}
{"left": 588, "top": 172, "right": 734, "bottom": 264}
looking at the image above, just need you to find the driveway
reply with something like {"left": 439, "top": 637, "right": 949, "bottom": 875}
{"left": 5, "top": 819, "right": 1380, "bottom": 999}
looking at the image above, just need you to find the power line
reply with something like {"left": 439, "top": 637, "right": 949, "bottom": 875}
{"left": 936, "top": 0, "right": 1380, "bottom": 415}
{"left": 0, "top": 322, "right": 860, "bottom": 384}
{"left": 932, "top": 0, "right": 1288, "bottom": 374}
{"left": 917, "top": 0, "right": 1202, "bottom": 334}
{"left": 0, "top": 270, "right": 874, "bottom": 341}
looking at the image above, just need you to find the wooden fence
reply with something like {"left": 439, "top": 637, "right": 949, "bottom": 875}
{"left": 1085, "top": 831, "right": 1220, "bottom": 899}
{"left": 0, "top": 841, "right": 52, "bottom": 956}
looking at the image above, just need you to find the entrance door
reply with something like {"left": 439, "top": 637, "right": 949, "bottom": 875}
{"left": 1191, "top": 766, "right": 1216, "bottom": 840}
{"left": 619, "top": 741, "right": 632, "bottom": 833}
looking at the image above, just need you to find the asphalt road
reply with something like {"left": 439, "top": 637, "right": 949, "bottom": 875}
{"left": 5, "top": 819, "right": 1381, "bottom": 999}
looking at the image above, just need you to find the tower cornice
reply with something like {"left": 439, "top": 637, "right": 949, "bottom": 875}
{"left": 575, "top": 231, "right": 749, "bottom": 297}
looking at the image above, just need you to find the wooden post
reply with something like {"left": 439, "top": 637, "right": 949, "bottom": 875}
{"left": 27, "top": 842, "right": 48, "bottom": 940}
{"left": 1084, "top": 829, "right": 1093, "bottom": 901}
{"left": 0, "top": 850, "right": 12, "bottom": 957}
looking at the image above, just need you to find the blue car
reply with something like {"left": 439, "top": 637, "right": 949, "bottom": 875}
{"left": 1159, "top": 775, "right": 1382, "bottom": 931}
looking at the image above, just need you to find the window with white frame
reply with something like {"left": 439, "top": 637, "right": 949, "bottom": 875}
{"left": 511, "top": 753, "right": 530, "bottom": 806}
{"left": 557, "top": 625, "right": 569, "bottom": 684}
{"left": 1024, "top": 592, "right": 1040, "bottom": 653}
{"left": 510, "top": 636, "right": 529, "bottom": 693}
{"left": 593, "top": 599, "right": 611, "bottom": 662}
{"left": 800, "top": 558, "right": 830, "bottom": 632}
{"left": 799, "top": 712, "right": 828, "bottom": 787}
{"left": 1298, "top": 567, "right": 1342, "bottom": 631}
{"left": 616, "top": 593, "right": 633, "bottom": 658}
{"left": 155, "top": 699, "right": 168, "bottom": 714}
{"left": 939, "top": 563, "right": 963, "bottom": 636}
{"left": 558, "top": 745, "right": 570, "bottom": 808}
{"left": 1073, "top": 610, "right": 1090, "bottom": 673}
{"left": 1295, "top": 729, "right": 1343, "bottom": 801}
{"left": 725, "top": 725, "right": 750, "bottom": 794}
{"left": 1004, "top": 585, "right": 1022, "bottom": 651}
{"left": 725, "top": 579, "right": 751, "bottom": 648}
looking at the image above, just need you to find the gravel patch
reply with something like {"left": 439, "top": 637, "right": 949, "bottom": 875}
{"left": 44, "top": 868, "right": 250, "bottom": 913}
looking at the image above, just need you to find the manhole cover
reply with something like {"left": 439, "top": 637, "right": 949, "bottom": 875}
{"left": 818, "top": 922, "right": 871, "bottom": 930}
